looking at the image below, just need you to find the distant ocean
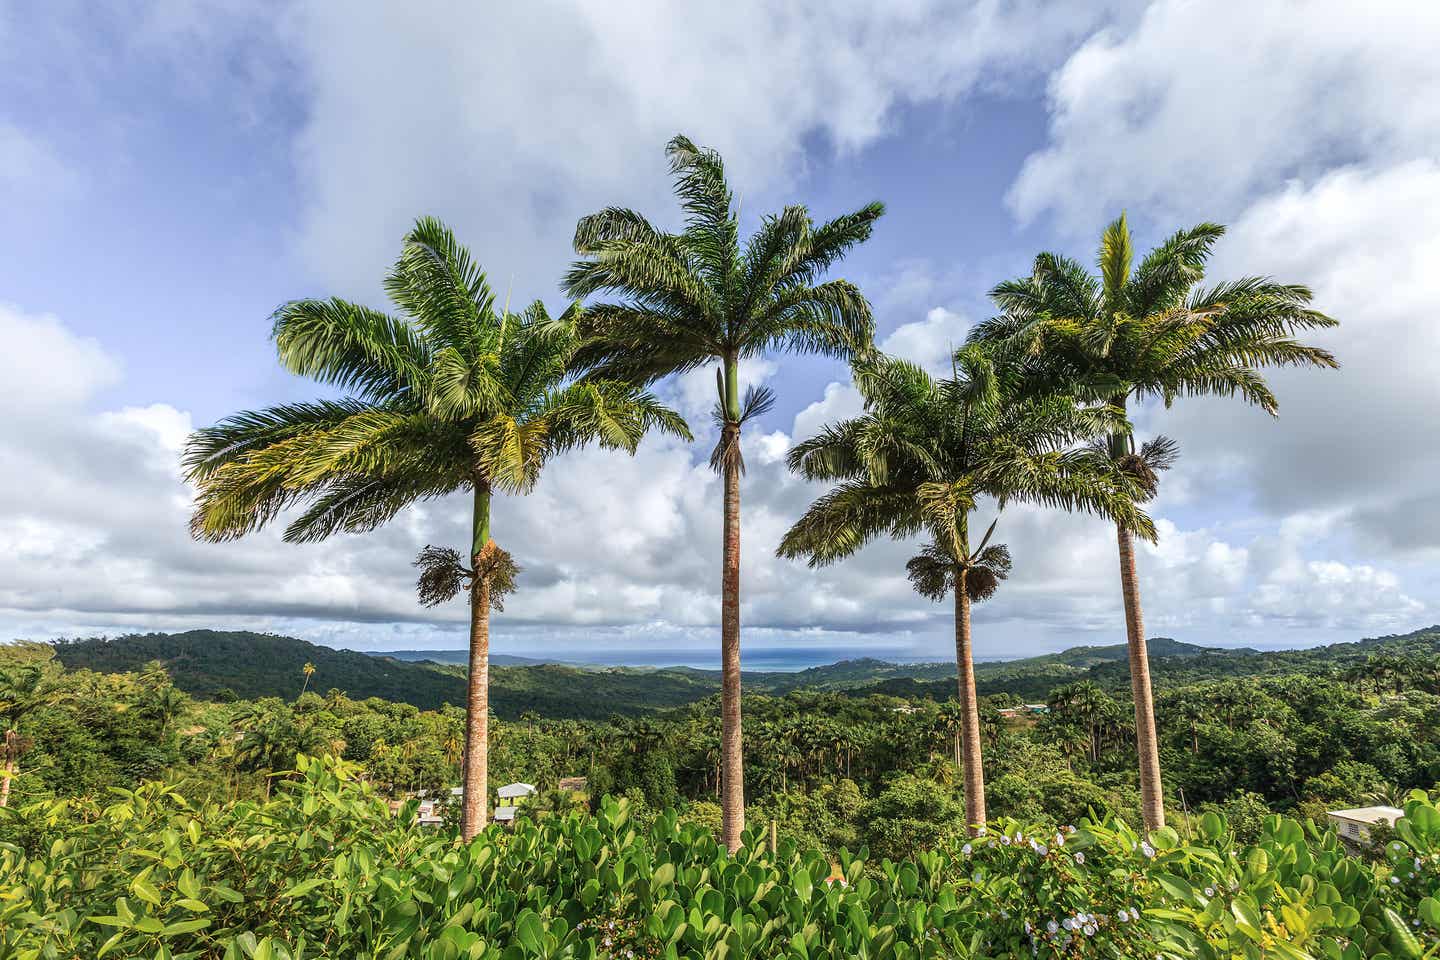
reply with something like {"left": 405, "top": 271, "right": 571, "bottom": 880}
{"left": 501, "top": 647, "right": 951, "bottom": 671}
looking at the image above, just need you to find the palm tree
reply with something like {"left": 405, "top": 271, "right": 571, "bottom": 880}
{"left": 564, "top": 135, "right": 882, "bottom": 851}
{"left": 778, "top": 348, "right": 1151, "bottom": 833}
{"left": 185, "top": 217, "right": 689, "bottom": 840}
{"left": 973, "top": 213, "right": 1337, "bottom": 831}
{"left": 300, "top": 662, "right": 316, "bottom": 698}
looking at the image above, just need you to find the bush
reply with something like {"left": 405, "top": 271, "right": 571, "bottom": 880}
{"left": 2, "top": 755, "right": 1438, "bottom": 959}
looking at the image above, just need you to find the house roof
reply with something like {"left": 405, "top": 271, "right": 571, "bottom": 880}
{"left": 497, "top": 782, "right": 536, "bottom": 798}
{"left": 493, "top": 805, "right": 517, "bottom": 820}
{"left": 557, "top": 776, "right": 588, "bottom": 791}
{"left": 1326, "top": 806, "right": 1404, "bottom": 825}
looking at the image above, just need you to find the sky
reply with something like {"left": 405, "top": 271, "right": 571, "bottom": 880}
{"left": 3, "top": 0, "right": 1438, "bottom": 664}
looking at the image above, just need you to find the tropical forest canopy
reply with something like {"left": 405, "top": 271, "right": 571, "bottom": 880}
{"left": 4, "top": 630, "right": 1440, "bottom": 957}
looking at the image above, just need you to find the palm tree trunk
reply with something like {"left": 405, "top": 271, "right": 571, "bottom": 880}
{"left": 720, "top": 420, "right": 745, "bottom": 853}
{"left": 1117, "top": 522, "right": 1165, "bottom": 832}
{"left": 0, "top": 761, "right": 13, "bottom": 807}
{"left": 954, "top": 575, "right": 986, "bottom": 835}
{"left": 461, "top": 483, "right": 493, "bottom": 841}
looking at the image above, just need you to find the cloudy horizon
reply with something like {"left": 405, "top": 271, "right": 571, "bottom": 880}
{"left": 4, "top": 0, "right": 1438, "bottom": 661}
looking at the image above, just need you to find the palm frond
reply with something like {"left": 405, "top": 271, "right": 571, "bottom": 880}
{"left": 388, "top": 216, "right": 496, "bottom": 357}
{"left": 1097, "top": 212, "right": 1133, "bottom": 309}
{"left": 271, "top": 299, "right": 430, "bottom": 402}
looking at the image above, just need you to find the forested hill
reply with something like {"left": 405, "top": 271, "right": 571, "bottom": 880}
{"left": 51, "top": 631, "right": 468, "bottom": 710}
{"left": 45, "top": 626, "right": 1440, "bottom": 718}
{"left": 870, "top": 626, "right": 1440, "bottom": 702}
{"left": 46, "top": 632, "right": 951, "bottom": 718}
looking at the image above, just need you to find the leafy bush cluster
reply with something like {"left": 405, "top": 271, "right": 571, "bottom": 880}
{"left": 3, "top": 756, "right": 1438, "bottom": 960}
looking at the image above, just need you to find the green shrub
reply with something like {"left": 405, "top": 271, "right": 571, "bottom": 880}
{"left": 2, "top": 756, "right": 1438, "bottom": 959}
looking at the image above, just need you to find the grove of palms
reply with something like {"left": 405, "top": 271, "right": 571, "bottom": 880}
{"left": 778, "top": 347, "right": 1154, "bottom": 833}
{"left": 563, "top": 135, "right": 883, "bottom": 851}
{"left": 972, "top": 213, "right": 1337, "bottom": 830}
{"left": 185, "top": 217, "right": 688, "bottom": 839}
{"left": 175, "top": 135, "right": 1341, "bottom": 851}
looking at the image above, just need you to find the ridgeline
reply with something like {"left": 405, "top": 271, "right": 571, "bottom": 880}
{"left": 46, "top": 625, "right": 1440, "bottom": 719}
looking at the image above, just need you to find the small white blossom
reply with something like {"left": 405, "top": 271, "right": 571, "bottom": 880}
{"left": 1074, "top": 852, "right": 1085, "bottom": 864}
{"left": 962, "top": 843, "right": 972, "bottom": 856}
{"left": 1047, "top": 920, "right": 1059, "bottom": 934}
{"left": 1140, "top": 842, "right": 1155, "bottom": 858}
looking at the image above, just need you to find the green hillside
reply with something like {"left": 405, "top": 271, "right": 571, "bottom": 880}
{"left": 48, "top": 626, "right": 1440, "bottom": 719}
{"left": 52, "top": 631, "right": 469, "bottom": 710}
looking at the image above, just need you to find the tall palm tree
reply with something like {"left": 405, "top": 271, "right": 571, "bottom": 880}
{"left": 778, "top": 348, "right": 1151, "bottom": 833}
{"left": 185, "top": 217, "right": 688, "bottom": 840}
{"left": 299, "top": 662, "right": 316, "bottom": 698}
{"left": 564, "top": 135, "right": 882, "bottom": 851}
{"left": 973, "top": 213, "right": 1337, "bottom": 831}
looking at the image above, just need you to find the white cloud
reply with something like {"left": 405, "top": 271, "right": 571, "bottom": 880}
{"left": 282, "top": 0, "right": 1129, "bottom": 299}
{"left": 880, "top": 306, "right": 970, "bottom": 375}
{"left": 1157, "top": 161, "right": 1440, "bottom": 555}
{"left": 1009, "top": 0, "right": 1440, "bottom": 231}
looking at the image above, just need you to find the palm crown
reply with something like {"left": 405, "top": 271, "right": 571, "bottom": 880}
{"left": 185, "top": 217, "right": 690, "bottom": 548}
{"left": 563, "top": 135, "right": 882, "bottom": 453}
{"left": 971, "top": 213, "right": 1337, "bottom": 421}
{"left": 778, "top": 346, "right": 1155, "bottom": 577}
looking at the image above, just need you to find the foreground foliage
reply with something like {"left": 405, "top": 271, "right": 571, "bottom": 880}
{"left": 3, "top": 756, "right": 1438, "bottom": 960}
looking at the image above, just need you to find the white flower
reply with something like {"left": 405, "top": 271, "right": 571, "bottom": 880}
{"left": 1046, "top": 920, "right": 1059, "bottom": 934}
{"left": 1055, "top": 833, "right": 1065, "bottom": 847}
{"left": 1116, "top": 909, "right": 1129, "bottom": 923}
{"left": 1083, "top": 924, "right": 1096, "bottom": 936}
{"left": 1390, "top": 876, "right": 1401, "bottom": 885}
{"left": 962, "top": 843, "right": 973, "bottom": 856}
{"left": 1140, "top": 842, "right": 1155, "bottom": 858}
{"left": 977, "top": 826, "right": 988, "bottom": 836}
{"left": 1074, "top": 852, "right": 1085, "bottom": 864}
{"left": 1036, "top": 843, "right": 1049, "bottom": 856}
{"left": 1204, "top": 887, "right": 1214, "bottom": 897}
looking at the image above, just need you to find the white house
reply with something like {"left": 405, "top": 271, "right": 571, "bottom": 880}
{"left": 493, "top": 805, "right": 518, "bottom": 823}
{"left": 1327, "top": 806, "right": 1404, "bottom": 847}
{"left": 496, "top": 782, "right": 536, "bottom": 801}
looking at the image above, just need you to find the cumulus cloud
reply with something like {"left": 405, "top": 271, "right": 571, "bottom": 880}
{"left": 1008, "top": 0, "right": 1440, "bottom": 231}
{"left": 1156, "top": 162, "right": 1440, "bottom": 552}
{"left": 282, "top": 0, "right": 1130, "bottom": 299}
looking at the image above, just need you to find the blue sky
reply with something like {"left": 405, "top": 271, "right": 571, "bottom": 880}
{"left": 3, "top": 0, "right": 1437, "bottom": 664}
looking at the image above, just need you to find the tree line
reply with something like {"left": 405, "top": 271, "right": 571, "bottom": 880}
{"left": 5, "top": 641, "right": 1439, "bottom": 870}
{"left": 181, "top": 133, "right": 1337, "bottom": 848}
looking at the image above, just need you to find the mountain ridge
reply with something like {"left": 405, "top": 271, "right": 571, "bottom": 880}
{"left": 43, "top": 626, "right": 1440, "bottom": 719}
